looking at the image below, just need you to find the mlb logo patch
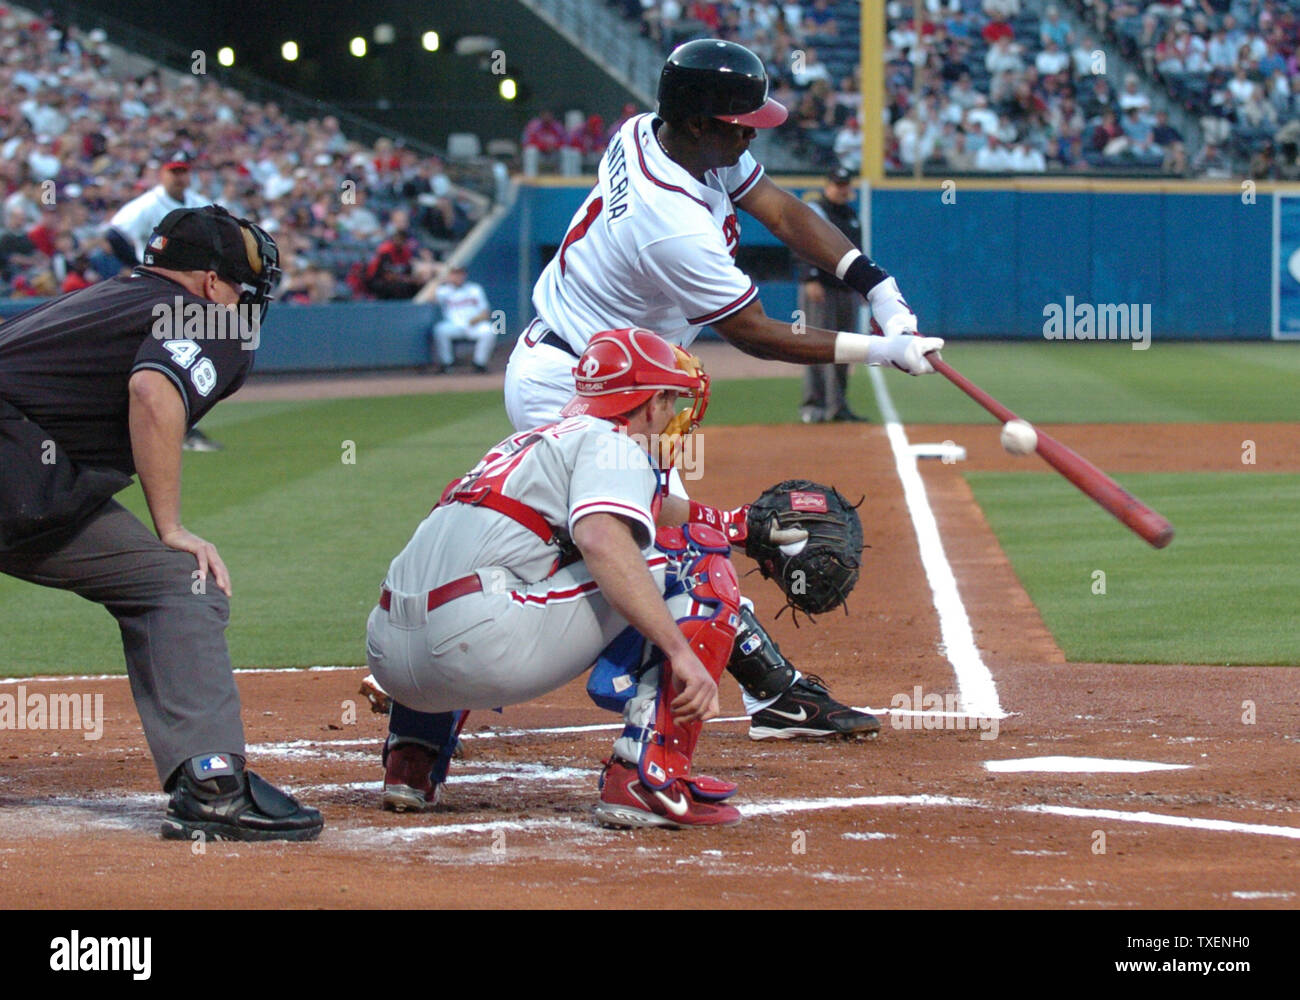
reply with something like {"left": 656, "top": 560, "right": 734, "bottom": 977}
{"left": 147, "top": 234, "right": 168, "bottom": 252}
{"left": 790, "top": 491, "right": 828, "bottom": 513}
{"left": 197, "top": 754, "right": 233, "bottom": 775}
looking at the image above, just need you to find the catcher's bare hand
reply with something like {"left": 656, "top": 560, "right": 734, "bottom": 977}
{"left": 754, "top": 512, "right": 809, "bottom": 549}
{"left": 669, "top": 648, "right": 719, "bottom": 725}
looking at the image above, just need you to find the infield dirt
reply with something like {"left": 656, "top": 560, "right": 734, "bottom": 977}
{"left": 1, "top": 418, "right": 1297, "bottom": 909}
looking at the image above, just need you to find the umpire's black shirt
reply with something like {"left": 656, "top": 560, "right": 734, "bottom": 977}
{"left": 0, "top": 269, "right": 255, "bottom": 473}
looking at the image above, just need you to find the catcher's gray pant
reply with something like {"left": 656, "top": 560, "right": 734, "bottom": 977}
{"left": 800, "top": 285, "right": 859, "bottom": 421}
{"left": 0, "top": 499, "right": 245, "bottom": 787}
{"left": 366, "top": 558, "right": 669, "bottom": 714}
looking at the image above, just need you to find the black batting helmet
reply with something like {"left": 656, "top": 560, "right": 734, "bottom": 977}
{"left": 657, "top": 39, "right": 788, "bottom": 129}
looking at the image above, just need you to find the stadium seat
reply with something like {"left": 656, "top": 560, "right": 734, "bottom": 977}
{"left": 447, "top": 133, "right": 482, "bottom": 159}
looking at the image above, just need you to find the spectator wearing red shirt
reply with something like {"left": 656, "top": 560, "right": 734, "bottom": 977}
{"left": 364, "top": 211, "right": 438, "bottom": 300}
{"left": 687, "top": 2, "right": 721, "bottom": 33}
{"left": 522, "top": 111, "right": 567, "bottom": 154}
{"left": 26, "top": 215, "right": 59, "bottom": 257}
{"left": 983, "top": 15, "right": 1015, "bottom": 45}
{"left": 569, "top": 114, "right": 607, "bottom": 157}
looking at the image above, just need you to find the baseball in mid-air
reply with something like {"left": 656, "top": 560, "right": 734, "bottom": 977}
{"left": 1000, "top": 419, "right": 1037, "bottom": 455}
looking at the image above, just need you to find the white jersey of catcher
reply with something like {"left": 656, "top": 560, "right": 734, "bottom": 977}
{"left": 532, "top": 112, "right": 763, "bottom": 351}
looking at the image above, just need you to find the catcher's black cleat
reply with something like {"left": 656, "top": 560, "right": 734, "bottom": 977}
{"left": 748, "top": 674, "right": 880, "bottom": 741}
{"left": 161, "top": 755, "right": 323, "bottom": 842}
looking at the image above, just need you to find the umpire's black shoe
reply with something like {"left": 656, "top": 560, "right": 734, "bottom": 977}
{"left": 182, "top": 427, "right": 223, "bottom": 452}
{"left": 748, "top": 674, "right": 880, "bottom": 741}
{"left": 830, "top": 409, "right": 870, "bottom": 423}
{"left": 161, "top": 755, "right": 323, "bottom": 842}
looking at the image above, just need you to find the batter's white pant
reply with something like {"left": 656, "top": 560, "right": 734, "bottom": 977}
{"left": 503, "top": 322, "right": 577, "bottom": 431}
{"left": 434, "top": 320, "right": 496, "bottom": 368}
{"left": 365, "top": 558, "right": 669, "bottom": 714}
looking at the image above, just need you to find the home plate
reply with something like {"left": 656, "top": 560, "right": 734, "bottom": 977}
{"left": 911, "top": 442, "right": 966, "bottom": 461}
{"left": 985, "top": 756, "right": 1190, "bottom": 774}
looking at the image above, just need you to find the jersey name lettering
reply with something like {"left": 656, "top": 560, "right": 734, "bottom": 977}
{"left": 605, "top": 134, "right": 630, "bottom": 221}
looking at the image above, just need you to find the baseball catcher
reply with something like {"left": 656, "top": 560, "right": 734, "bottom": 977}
{"left": 369, "top": 328, "right": 754, "bottom": 828}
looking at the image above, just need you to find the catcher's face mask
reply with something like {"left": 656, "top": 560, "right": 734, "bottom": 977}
{"left": 656, "top": 346, "right": 710, "bottom": 469}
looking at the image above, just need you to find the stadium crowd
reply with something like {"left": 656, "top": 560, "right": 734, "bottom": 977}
{"left": 591, "top": 1, "right": 1300, "bottom": 177}
{"left": 1073, "top": 0, "right": 1300, "bottom": 178}
{"left": 0, "top": 9, "right": 489, "bottom": 301}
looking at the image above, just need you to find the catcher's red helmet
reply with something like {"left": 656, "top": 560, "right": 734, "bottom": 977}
{"left": 560, "top": 328, "right": 709, "bottom": 420}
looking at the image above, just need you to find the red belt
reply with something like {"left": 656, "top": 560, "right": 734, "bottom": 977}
{"left": 379, "top": 573, "right": 483, "bottom": 613}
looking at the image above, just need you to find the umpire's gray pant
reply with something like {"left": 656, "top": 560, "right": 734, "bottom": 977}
{"left": 800, "top": 285, "right": 859, "bottom": 421}
{"left": 0, "top": 499, "right": 245, "bottom": 787}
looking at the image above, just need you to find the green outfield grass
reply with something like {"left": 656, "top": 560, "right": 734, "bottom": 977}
{"left": 965, "top": 472, "right": 1300, "bottom": 665}
{"left": 1, "top": 343, "right": 1294, "bottom": 675}
{"left": 712, "top": 341, "right": 1299, "bottom": 426}
{"left": 0, "top": 392, "right": 516, "bottom": 675}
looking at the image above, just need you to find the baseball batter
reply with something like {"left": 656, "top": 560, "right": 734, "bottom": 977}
{"left": 369, "top": 329, "right": 750, "bottom": 827}
{"left": 500, "top": 39, "right": 945, "bottom": 738}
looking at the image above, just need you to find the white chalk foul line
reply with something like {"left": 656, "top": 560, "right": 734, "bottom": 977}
{"left": 868, "top": 365, "right": 1004, "bottom": 720}
{"left": 1013, "top": 803, "right": 1300, "bottom": 840}
{"left": 332, "top": 783, "right": 1300, "bottom": 843}
{"left": 0, "top": 665, "right": 360, "bottom": 685}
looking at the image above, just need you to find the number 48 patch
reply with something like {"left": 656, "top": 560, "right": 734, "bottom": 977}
{"left": 161, "top": 340, "right": 217, "bottom": 397}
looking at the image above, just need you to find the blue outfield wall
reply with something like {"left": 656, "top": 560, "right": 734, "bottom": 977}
{"left": 490, "top": 183, "right": 1273, "bottom": 343}
{"left": 0, "top": 186, "right": 1270, "bottom": 375}
{"left": 870, "top": 189, "right": 1270, "bottom": 340}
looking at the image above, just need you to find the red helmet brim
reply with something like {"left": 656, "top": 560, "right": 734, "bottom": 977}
{"left": 716, "top": 97, "right": 788, "bottom": 129}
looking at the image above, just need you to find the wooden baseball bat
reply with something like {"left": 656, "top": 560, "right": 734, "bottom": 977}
{"left": 926, "top": 353, "right": 1174, "bottom": 549}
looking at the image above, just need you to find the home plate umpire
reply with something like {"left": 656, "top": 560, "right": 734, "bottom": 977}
{"left": 0, "top": 204, "right": 322, "bottom": 842}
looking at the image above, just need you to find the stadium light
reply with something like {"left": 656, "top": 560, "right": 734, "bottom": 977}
{"left": 499, "top": 77, "right": 517, "bottom": 101}
{"left": 350, "top": 36, "right": 367, "bottom": 58}
{"left": 217, "top": 47, "right": 234, "bottom": 67}
{"left": 421, "top": 30, "right": 440, "bottom": 52}
{"left": 373, "top": 23, "right": 395, "bottom": 45}
{"left": 281, "top": 41, "right": 299, "bottom": 62}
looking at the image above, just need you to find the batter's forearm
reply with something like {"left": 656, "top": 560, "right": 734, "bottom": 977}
{"left": 128, "top": 371, "right": 188, "bottom": 537}
{"left": 714, "top": 302, "right": 842, "bottom": 363}
{"left": 770, "top": 196, "right": 859, "bottom": 275}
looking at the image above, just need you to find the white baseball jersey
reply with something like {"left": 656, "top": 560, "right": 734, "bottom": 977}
{"left": 531, "top": 112, "right": 763, "bottom": 350}
{"left": 434, "top": 281, "right": 490, "bottom": 328}
{"left": 108, "top": 186, "right": 211, "bottom": 260}
{"left": 382, "top": 415, "right": 660, "bottom": 595}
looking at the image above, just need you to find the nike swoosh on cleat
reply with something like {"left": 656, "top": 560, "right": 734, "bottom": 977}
{"left": 653, "top": 788, "right": 690, "bottom": 817}
{"left": 765, "top": 706, "right": 809, "bottom": 723}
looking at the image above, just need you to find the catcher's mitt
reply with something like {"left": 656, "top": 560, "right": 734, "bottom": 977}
{"left": 744, "top": 479, "right": 864, "bottom": 618}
